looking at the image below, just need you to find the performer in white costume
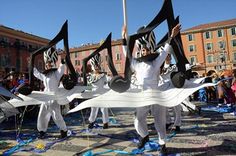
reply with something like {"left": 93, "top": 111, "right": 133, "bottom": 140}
{"left": 87, "top": 54, "right": 109, "bottom": 129}
{"left": 161, "top": 54, "right": 182, "bottom": 132}
{"left": 166, "top": 104, "right": 182, "bottom": 132}
{"left": 33, "top": 47, "right": 68, "bottom": 139}
{"left": 121, "top": 24, "right": 181, "bottom": 154}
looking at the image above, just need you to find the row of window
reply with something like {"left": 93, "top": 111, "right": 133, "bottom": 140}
{"left": 0, "top": 54, "right": 10, "bottom": 66}
{"left": 188, "top": 39, "right": 236, "bottom": 52}
{"left": 189, "top": 51, "right": 236, "bottom": 65}
{"left": 0, "top": 36, "right": 42, "bottom": 51}
{"left": 74, "top": 53, "right": 122, "bottom": 66}
{"left": 74, "top": 61, "right": 122, "bottom": 72}
{"left": 74, "top": 51, "right": 122, "bottom": 60}
{"left": 187, "top": 27, "right": 236, "bottom": 41}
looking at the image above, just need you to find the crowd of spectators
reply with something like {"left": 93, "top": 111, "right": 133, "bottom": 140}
{"left": 1, "top": 69, "right": 236, "bottom": 107}
{"left": 196, "top": 69, "right": 236, "bottom": 107}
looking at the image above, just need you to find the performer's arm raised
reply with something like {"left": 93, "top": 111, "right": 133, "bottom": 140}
{"left": 33, "top": 68, "right": 45, "bottom": 81}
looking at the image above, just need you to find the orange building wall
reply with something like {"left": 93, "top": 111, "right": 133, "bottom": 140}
{"left": 181, "top": 22, "right": 236, "bottom": 76}
{"left": 70, "top": 40, "right": 126, "bottom": 76}
{"left": 0, "top": 25, "right": 50, "bottom": 76}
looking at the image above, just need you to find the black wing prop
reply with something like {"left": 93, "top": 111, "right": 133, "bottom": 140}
{"left": 147, "top": 0, "right": 190, "bottom": 88}
{"left": 18, "top": 20, "right": 77, "bottom": 95}
{"left": 82, "top": 33, "right": 119, "bottom": 86}
{"left": 156, "top": 16, "right": 189, "bottom": 88}
{"left": 168, "top": 16, "right": 190, "bottom": 88}
{"left": 111, "top": 0, "right": 190, "bottom": 92}
{"left": 82, "top": 33, "right": 132, "bottom": 93}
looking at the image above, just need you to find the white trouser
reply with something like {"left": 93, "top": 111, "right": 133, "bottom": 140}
{"left": 173, "top": 104, "right": 182, "bottom": 126}
{"left": 37, "top": 101, "right": 67, "bottom": 132}
{"left": 134, "top": 105, "right": 166, "bottom": 145}
{"left": 166, "top": 108, "right": 172, "bottom": 125}
{"left": 166, "top": 105, "right": 182, "bottom": 126}
{"left": 89, "top": 107, "right": 109, "bottom": 123}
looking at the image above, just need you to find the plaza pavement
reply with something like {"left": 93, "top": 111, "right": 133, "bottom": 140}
{"left": 0, "top": 102, "right": 236, "bottom": 156}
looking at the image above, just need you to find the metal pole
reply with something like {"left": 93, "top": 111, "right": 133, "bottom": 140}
{"left": 122, "top": 0, "right": 128, "bottom": 38}
{"left": 224, "top": 50, "right": 227, "bottom": 69}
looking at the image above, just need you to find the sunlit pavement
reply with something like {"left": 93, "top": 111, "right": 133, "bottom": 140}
{"left": 1, "top": 103, "right": 236, "bottom": 156}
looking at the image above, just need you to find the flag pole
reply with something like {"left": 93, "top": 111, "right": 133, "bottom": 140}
{"left": 122, "top": 0, "right": 128, "bottom": 38}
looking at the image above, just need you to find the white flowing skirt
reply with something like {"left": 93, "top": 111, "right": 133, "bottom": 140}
{"left": 68, "top": 77, "right": 215, "bottom": 114}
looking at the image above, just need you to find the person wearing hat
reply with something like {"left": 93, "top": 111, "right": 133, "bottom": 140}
{"left": 33, "top": 47, "right": 68, "bottom": 139}
{"left": 87, "top": 53, "right": 110, "bottom": 129}
{"left": 122, "top": 23, "right": 181, "bottom": 155}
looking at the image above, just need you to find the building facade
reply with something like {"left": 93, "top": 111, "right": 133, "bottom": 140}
{"left": 0, "top": 25, "right": 50, "bottom": 77}
{"left": 1, "top": 19, "right": 236, "bottom": 79}
{"left": 70, "top": 19, "right": 236, "bottom": 77}
{"left": 181, "top": 18, "right": 236, "bottom": 76}
{"left": 70, "top": 39, "right": 126, "bottom": 76}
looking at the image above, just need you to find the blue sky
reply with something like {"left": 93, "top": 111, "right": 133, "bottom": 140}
{"left": 0, "top": 0, "right": 236, "bottom": 48}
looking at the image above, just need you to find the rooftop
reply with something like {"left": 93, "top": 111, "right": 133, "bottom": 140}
{"left": 182, "top": 18, "right": 236, "bottom": 34}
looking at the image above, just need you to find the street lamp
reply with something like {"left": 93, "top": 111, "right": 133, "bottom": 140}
{"left": 223, "top": 50, "right": 227, "bottom": 69}
{"left": 218, "top": 41, "right": 226, "bottom": 70}
{"left": 219, "top": 50, "right": 226, "bottom": 70}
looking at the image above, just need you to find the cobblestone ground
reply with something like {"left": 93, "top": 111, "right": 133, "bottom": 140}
{"left": 0, "top": 103, "right": 236, "bottom": 156}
